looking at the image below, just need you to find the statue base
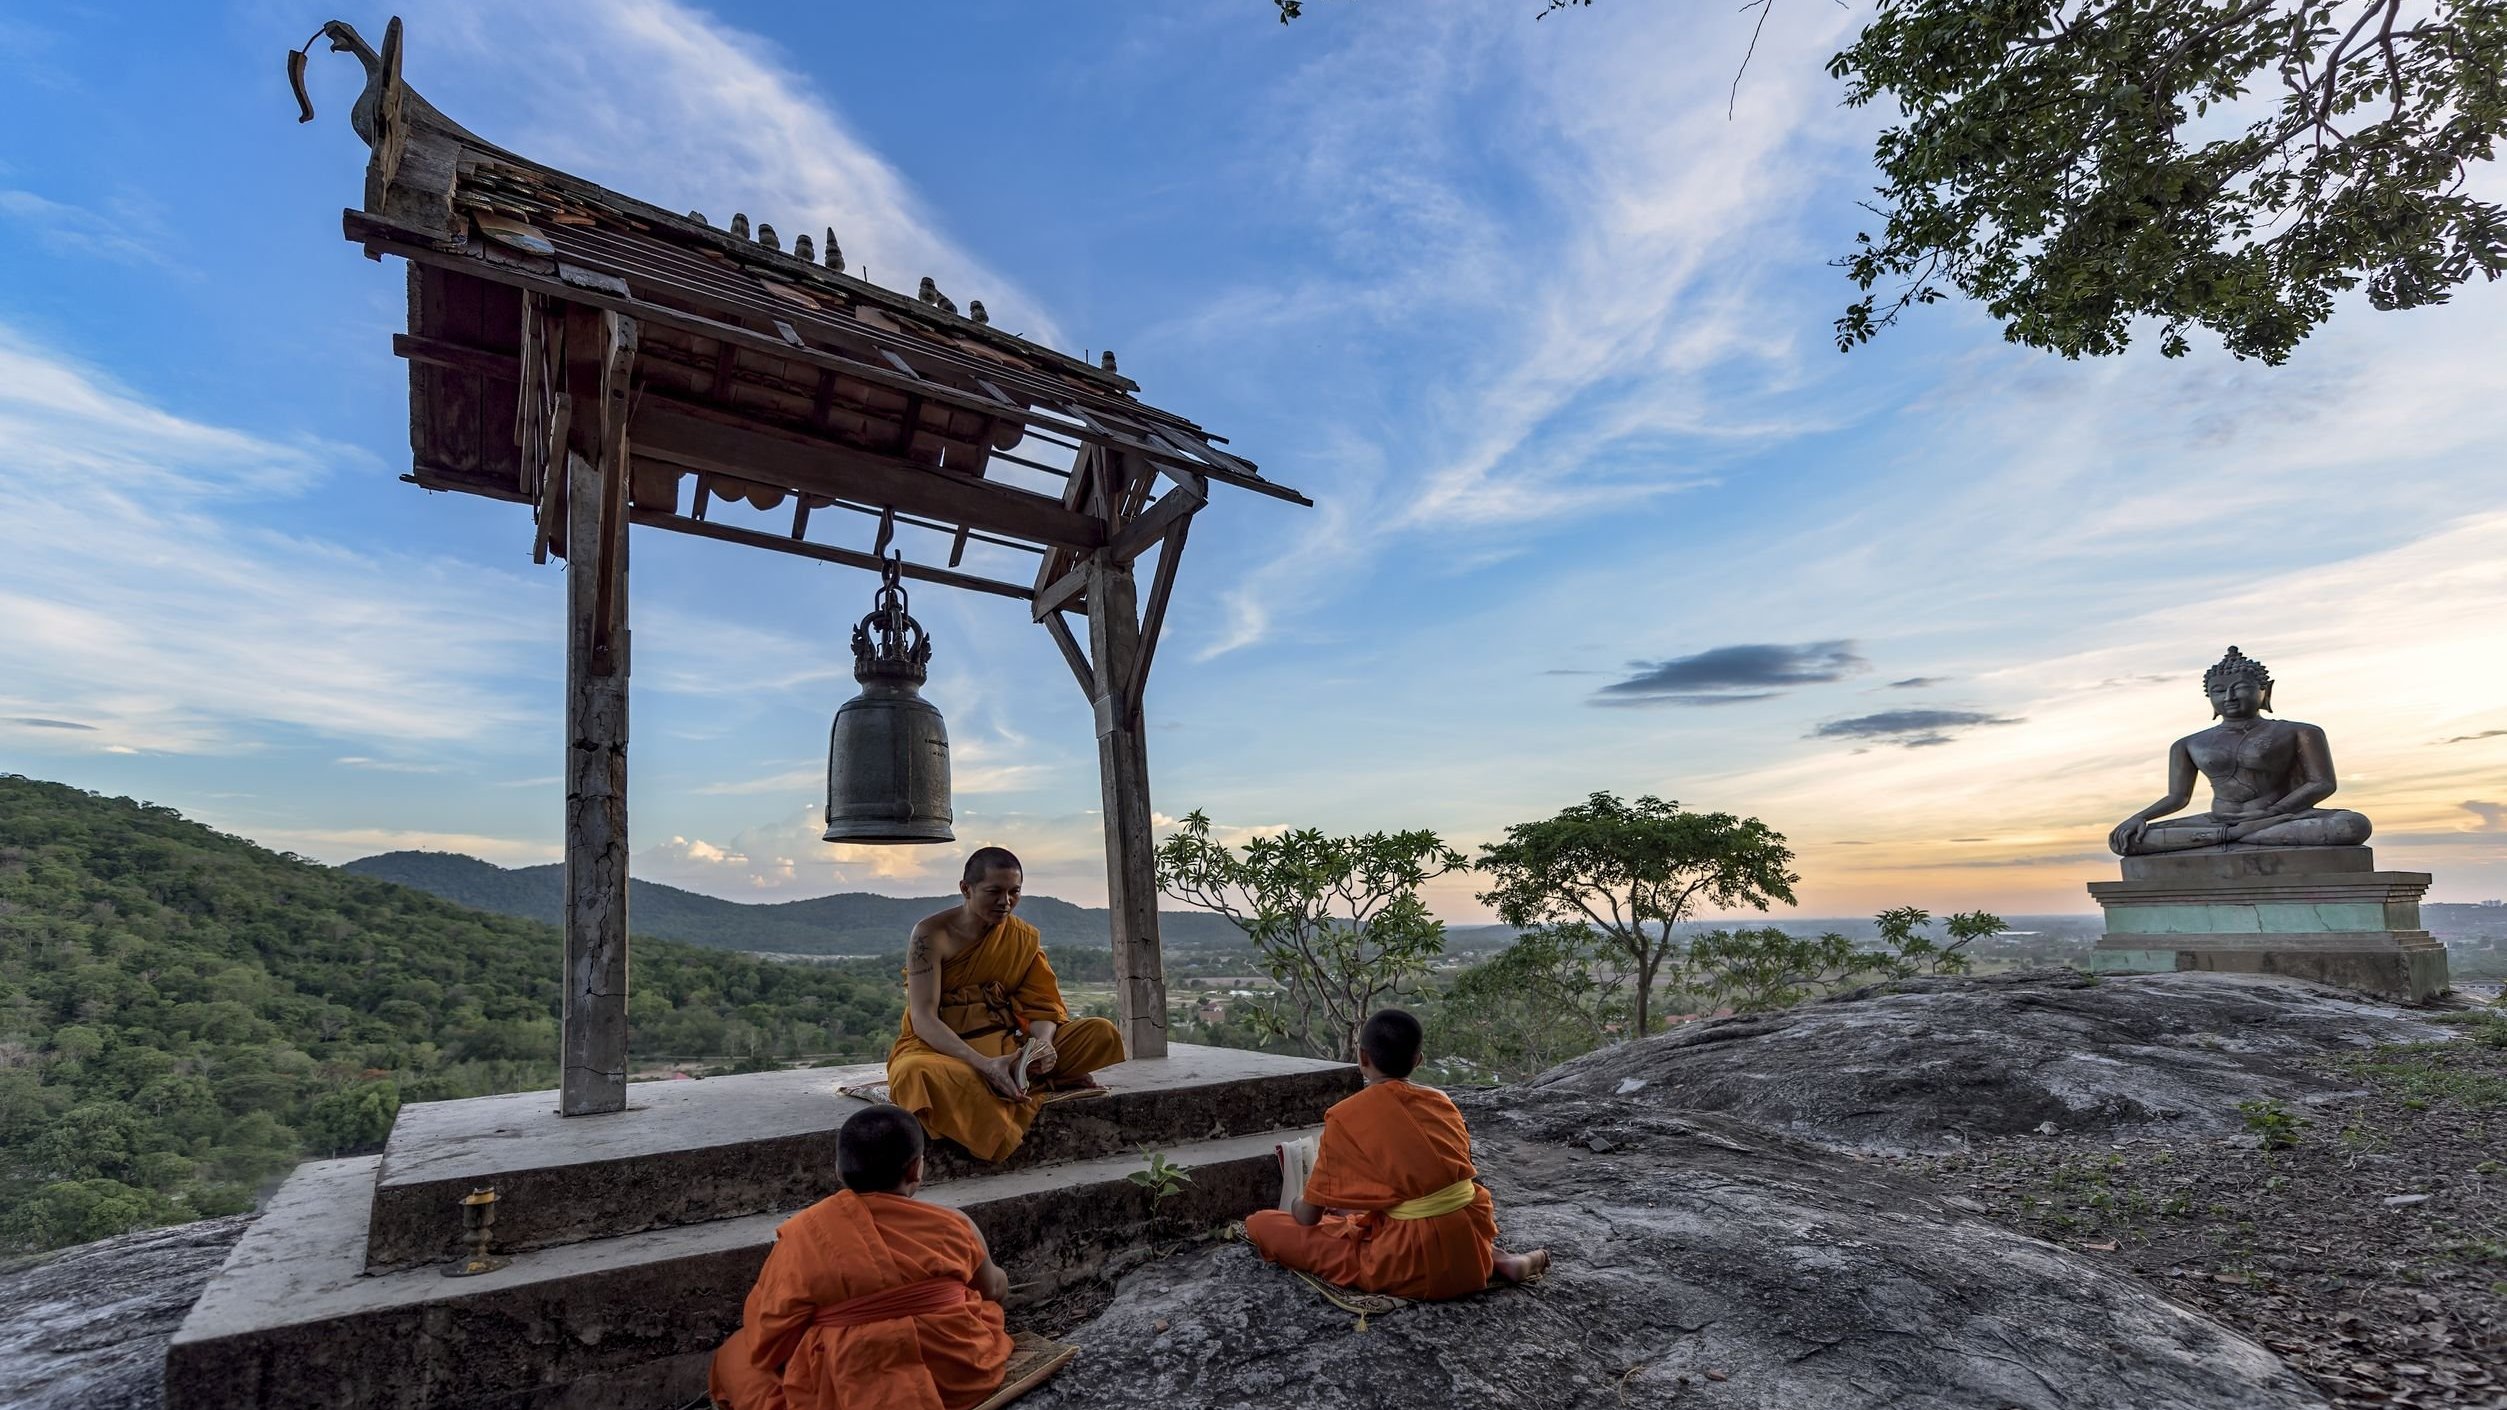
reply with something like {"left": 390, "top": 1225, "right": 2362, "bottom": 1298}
{"left": 2087, "top": 846, "right": 2449, "bottom": 1003}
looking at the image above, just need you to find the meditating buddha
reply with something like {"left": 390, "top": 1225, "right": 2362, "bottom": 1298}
{"left": 2107, "top": 646, "right": 2372, "bottom": 856}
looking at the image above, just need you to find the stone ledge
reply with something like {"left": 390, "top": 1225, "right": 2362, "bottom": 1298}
{"left": 2095, "top": 930, "right": 2439, "bottom": 953}
{"left": 170, "top": 1127, "right": 1312, "bottom": 1410}
{"left": 367, "top": 1043, "right": 1354, "bottom": 1270}
{"left": 2118, "top": 845, "right": 2375, "bottom": 882}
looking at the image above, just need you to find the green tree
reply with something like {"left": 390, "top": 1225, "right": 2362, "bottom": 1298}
{"left": 1476, "top": 794, "right": 1798, "bottom": 1038}
{"left": 1155, "top": 812, "right": 1464, "bottom": 1061}
{"left": 299, "top": 1079, "right": 401, "bottom": 1157}
{"left": 1873, "top": 906, "right": 2006, "bottom": 976}
{"left": 1279, "top": 0, "right": 2507, "bottom": 364}
{"left": 1432, "top": 924, "right": 1628, "bottom": 1080}
{"left": 1688, "top": 926, "right": 1878, "bottom": 1013}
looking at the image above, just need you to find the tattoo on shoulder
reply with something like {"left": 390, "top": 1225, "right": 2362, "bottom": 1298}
{"left": 909, "top": 936, "right": 934, "bottom": 972}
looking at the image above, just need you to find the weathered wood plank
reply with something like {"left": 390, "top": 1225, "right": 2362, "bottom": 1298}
{"left": 628, "top": 509, "right": 1034, "bottom": 602}
{"left": 1042, "top": 610, "right": 1095, "bottom": 698}
{"left": 1084, "top": 554, "right": 1166, "bottom": 1060}
{"left": 631, "top": 401, "right": 1105, "bottom": 552}
{"left": 1125, "top": 519, "right": 1189, "bottom": 728}
{"left": 1030, "top": 560, "right": 1090, "bottom": 622}
{"left": 562, "top": 449, "right": 631, "bottom": 1116}
{"left": 1111, "top": 480, "right": 1206, "bottom": 565}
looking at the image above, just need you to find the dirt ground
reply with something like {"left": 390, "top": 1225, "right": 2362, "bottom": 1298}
{"left": 1899, "top": 1011, "right": 2507, "bottom": 1408}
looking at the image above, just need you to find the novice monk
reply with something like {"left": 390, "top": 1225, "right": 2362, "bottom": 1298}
{"left": 1245, "top": 1009, "right": 1549, "bottom": 1299}
{"left": 709, "top": 1104, "right": 1012, "bottom": 1410}
{"left": 887, "top": 847, "right": 1125, "bottom": 1162}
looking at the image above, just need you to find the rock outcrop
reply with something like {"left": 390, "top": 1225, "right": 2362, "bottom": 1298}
{"left": 0, "top": 1215, "right": 250, "bottom": 1410}
{"left": 1526, "top": 969, "right": 2450, "bottom": 1154}
{"left": 1038, "top": 972, "right": 2453, "bottom": 1409}
{"left": 13, "top": 971, "right": 2463, "bottom": 1408}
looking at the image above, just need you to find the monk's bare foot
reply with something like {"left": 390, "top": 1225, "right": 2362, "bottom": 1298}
{"left": 1492, "top": 1248, "right": 1549, "bottom": 1284}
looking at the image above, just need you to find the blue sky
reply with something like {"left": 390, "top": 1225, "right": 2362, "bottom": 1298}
{"left": 3, "top": 0, "right": 2504, "bottom": 921}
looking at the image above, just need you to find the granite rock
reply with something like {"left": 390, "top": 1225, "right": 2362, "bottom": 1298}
{"left": 0, "top": 1215, "right": 251, "bottom": 1410}
{"left": 1523, "top": 968, "right": 2452, "bottom": 1154}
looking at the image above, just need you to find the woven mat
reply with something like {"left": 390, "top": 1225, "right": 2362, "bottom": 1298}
{"left": 972, "top": 1331, "right": 1077, "bottom": 1410}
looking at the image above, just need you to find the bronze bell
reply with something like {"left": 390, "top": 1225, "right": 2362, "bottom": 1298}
{"left": 824, "top": 555, "right": 953, "bottom": 844}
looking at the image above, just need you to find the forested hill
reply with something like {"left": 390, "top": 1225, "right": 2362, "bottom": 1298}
{"left": 344, "top": 849, "right": 1251, "bottom": 955}
{"left": 0, "top": 776, "right": 906, "bottom": 1256}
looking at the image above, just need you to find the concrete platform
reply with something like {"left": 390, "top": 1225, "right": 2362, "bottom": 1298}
{"left": 168, "top": 1124, "right": 1316, "bottom": 1410}
{"left": 369, "top": 1043, "right": 1355, "bottom": 1268}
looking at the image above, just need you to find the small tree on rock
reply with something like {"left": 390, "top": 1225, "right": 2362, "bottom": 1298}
{"left": 1155, "top": 812, "right": 1465, "bottom": 1062}
{"left": 1873, "top": 907, "right": 2005, "bottom": 977}
{"left": 1476, "top": 793, "right": 1799, "bottom": 1038}
{"left": 1690, "top": 926, "right": 1879, "bottom": 1014}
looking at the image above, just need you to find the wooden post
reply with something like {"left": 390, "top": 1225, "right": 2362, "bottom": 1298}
{"left": 562, "top": 448, "right": 631, "bottom": 1112}
{"left": 1085, "top": 549, "right": 1168, "bottom": 1059}
{"left": 559, "top": 303, "right": 635, "bottom": 1116}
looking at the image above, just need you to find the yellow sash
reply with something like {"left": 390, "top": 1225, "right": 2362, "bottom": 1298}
{"left": 1387, "top": 1178, "right": 1476, "bottom": 1221}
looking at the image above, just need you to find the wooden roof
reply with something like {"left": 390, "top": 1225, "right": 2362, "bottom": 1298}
{"left": 318, "top": 19, "right": 1304, "bottom": 605}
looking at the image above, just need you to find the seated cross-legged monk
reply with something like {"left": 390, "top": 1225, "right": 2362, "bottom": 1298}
{"left": 709, "top": 1104, "right": 1013, "bottom": 1410}
{"left": 886, "top": 847, "right": 1125, "bottom": 1163}
{"left": 1245, "top": 1009, "right": 1549, "bottom": 1299}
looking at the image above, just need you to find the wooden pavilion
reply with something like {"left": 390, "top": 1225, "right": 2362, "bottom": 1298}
{"left": 307, "top": 19, "right": 1307, "bottom": 1115}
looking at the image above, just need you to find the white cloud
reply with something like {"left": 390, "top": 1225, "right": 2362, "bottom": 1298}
{"left": 0, "top": 322, "right": 549, "bottom": 757}
{"left": 0, "top": 189, "right": 178, "bottom": 269}
{"left": 398, "top": 0, "right": 1059, "bottom": 345}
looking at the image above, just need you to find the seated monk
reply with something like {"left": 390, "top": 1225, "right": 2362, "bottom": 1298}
{"left": 1245, "top": 1009, "right": 1548, "bottom": 1299}
{"left": 709, "top": 1104, "right": 1012, "bottom": 1410}
{"left": 887, "top": 847, "right": 1125, "bottom": 1162}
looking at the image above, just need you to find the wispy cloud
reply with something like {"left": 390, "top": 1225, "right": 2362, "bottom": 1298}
{"left": 3, "top": 716, "right": 94, "bottom": 731}
{"left": 0, "top": 321, "right": 545, "bottom": 755}
{"left": 1888, "top": 677, "right": 1948, "bottom": 690}
{"left": 405, "top": 0, "right": 1059, "bottom": 346}
{"left": 2465, "top": 801, "right": 2507, "bottom": 833}
{"left": 0, "top": 189, "right": 179, "bottom": 269}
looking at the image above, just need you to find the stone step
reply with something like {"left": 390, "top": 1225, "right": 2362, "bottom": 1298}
{"left": 367, "top": 1043, "right": 1354, "bottom": 1269}
{"left": 168, "top": 1123, "right": 1315, "bottom": 1410}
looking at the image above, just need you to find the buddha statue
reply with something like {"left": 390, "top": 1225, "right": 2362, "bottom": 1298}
{"left": 2107, "top": 647, "right": 2373, "bottom": 856}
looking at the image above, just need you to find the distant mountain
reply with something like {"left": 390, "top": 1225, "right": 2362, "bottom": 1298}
{"left": 341, "top": 851, "right": 1251, "bottom": 956}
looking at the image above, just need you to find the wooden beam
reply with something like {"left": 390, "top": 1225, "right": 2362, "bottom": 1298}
{"left": 1031, "top": 560, "right": 1090, "bottom": 622}
{"left": 1042, "top": 611, "right": 1095, "bottom": 698}
{"left": 631, "top": 401, "right": 1105, "bottom": 552}
{"left": 1111, "top": 479, "right": 1206, "bottom": 565}
{"left": 627, "top": 508, "right": 1034, "bottom": 601}
{"left": 1124, "top": 519, "right": 1189, "bottom": 727}
{"left": 561, "top": 449, "right": 631, "bottom": 1116}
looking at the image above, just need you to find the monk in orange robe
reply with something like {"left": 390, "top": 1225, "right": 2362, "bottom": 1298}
{"left": 710, "top": 1104, "right": 1012, "bottom": 1410}
{"left": 1245, "top": 1009, "right": 1549, "bottom": 1299}
{"left": 887, "top": 847, "right": 1126, "bottom": 1162}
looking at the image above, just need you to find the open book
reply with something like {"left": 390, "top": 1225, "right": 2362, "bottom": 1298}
{"left": 1275, "top": 1134, "right": 1319, "bottom": 1212}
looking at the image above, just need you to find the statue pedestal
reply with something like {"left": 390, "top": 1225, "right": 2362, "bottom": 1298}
{"left": 2088, "top": 846, "right": 2450, "bottom": 1002}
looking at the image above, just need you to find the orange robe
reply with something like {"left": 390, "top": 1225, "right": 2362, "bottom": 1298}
{"left": 1243, "top": 1078, "right": 1498, "bottom": 1300}
{"left": 886, "top": 914, "right": 1125, "bottom": 1162}
{"left": 708, "top": 1190, "right": 1010, "bottom": 1410}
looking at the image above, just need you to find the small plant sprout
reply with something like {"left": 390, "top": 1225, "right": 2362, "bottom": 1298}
{"left": 1130, "top": 1150, "right": 1193, "bottom": 1204}
{"left": 2238, "top": 1098, "right": 2308, "bottom": 1151}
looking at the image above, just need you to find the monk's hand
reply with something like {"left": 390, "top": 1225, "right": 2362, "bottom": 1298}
{"left": 1024, "top": 1036, "right": 1058, "bottom": 1076}
{"left": 977, "top": 1054, "right": 1026, "bottom": 1101}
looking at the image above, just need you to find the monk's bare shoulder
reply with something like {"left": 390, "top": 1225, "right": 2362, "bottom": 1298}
{"left": 908, "top": 908, "right": 959, "bottom": 975}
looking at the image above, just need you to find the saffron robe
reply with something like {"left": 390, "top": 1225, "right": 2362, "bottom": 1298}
{"left": 886, "top": 914, "right": 1125, "bottom": 1162}
{"left": 1244, "top": 1078, "right": 1498, "bottom": 1300}
{"left": 708, "top": 1190, "right": 1010, "bottom": 1410}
